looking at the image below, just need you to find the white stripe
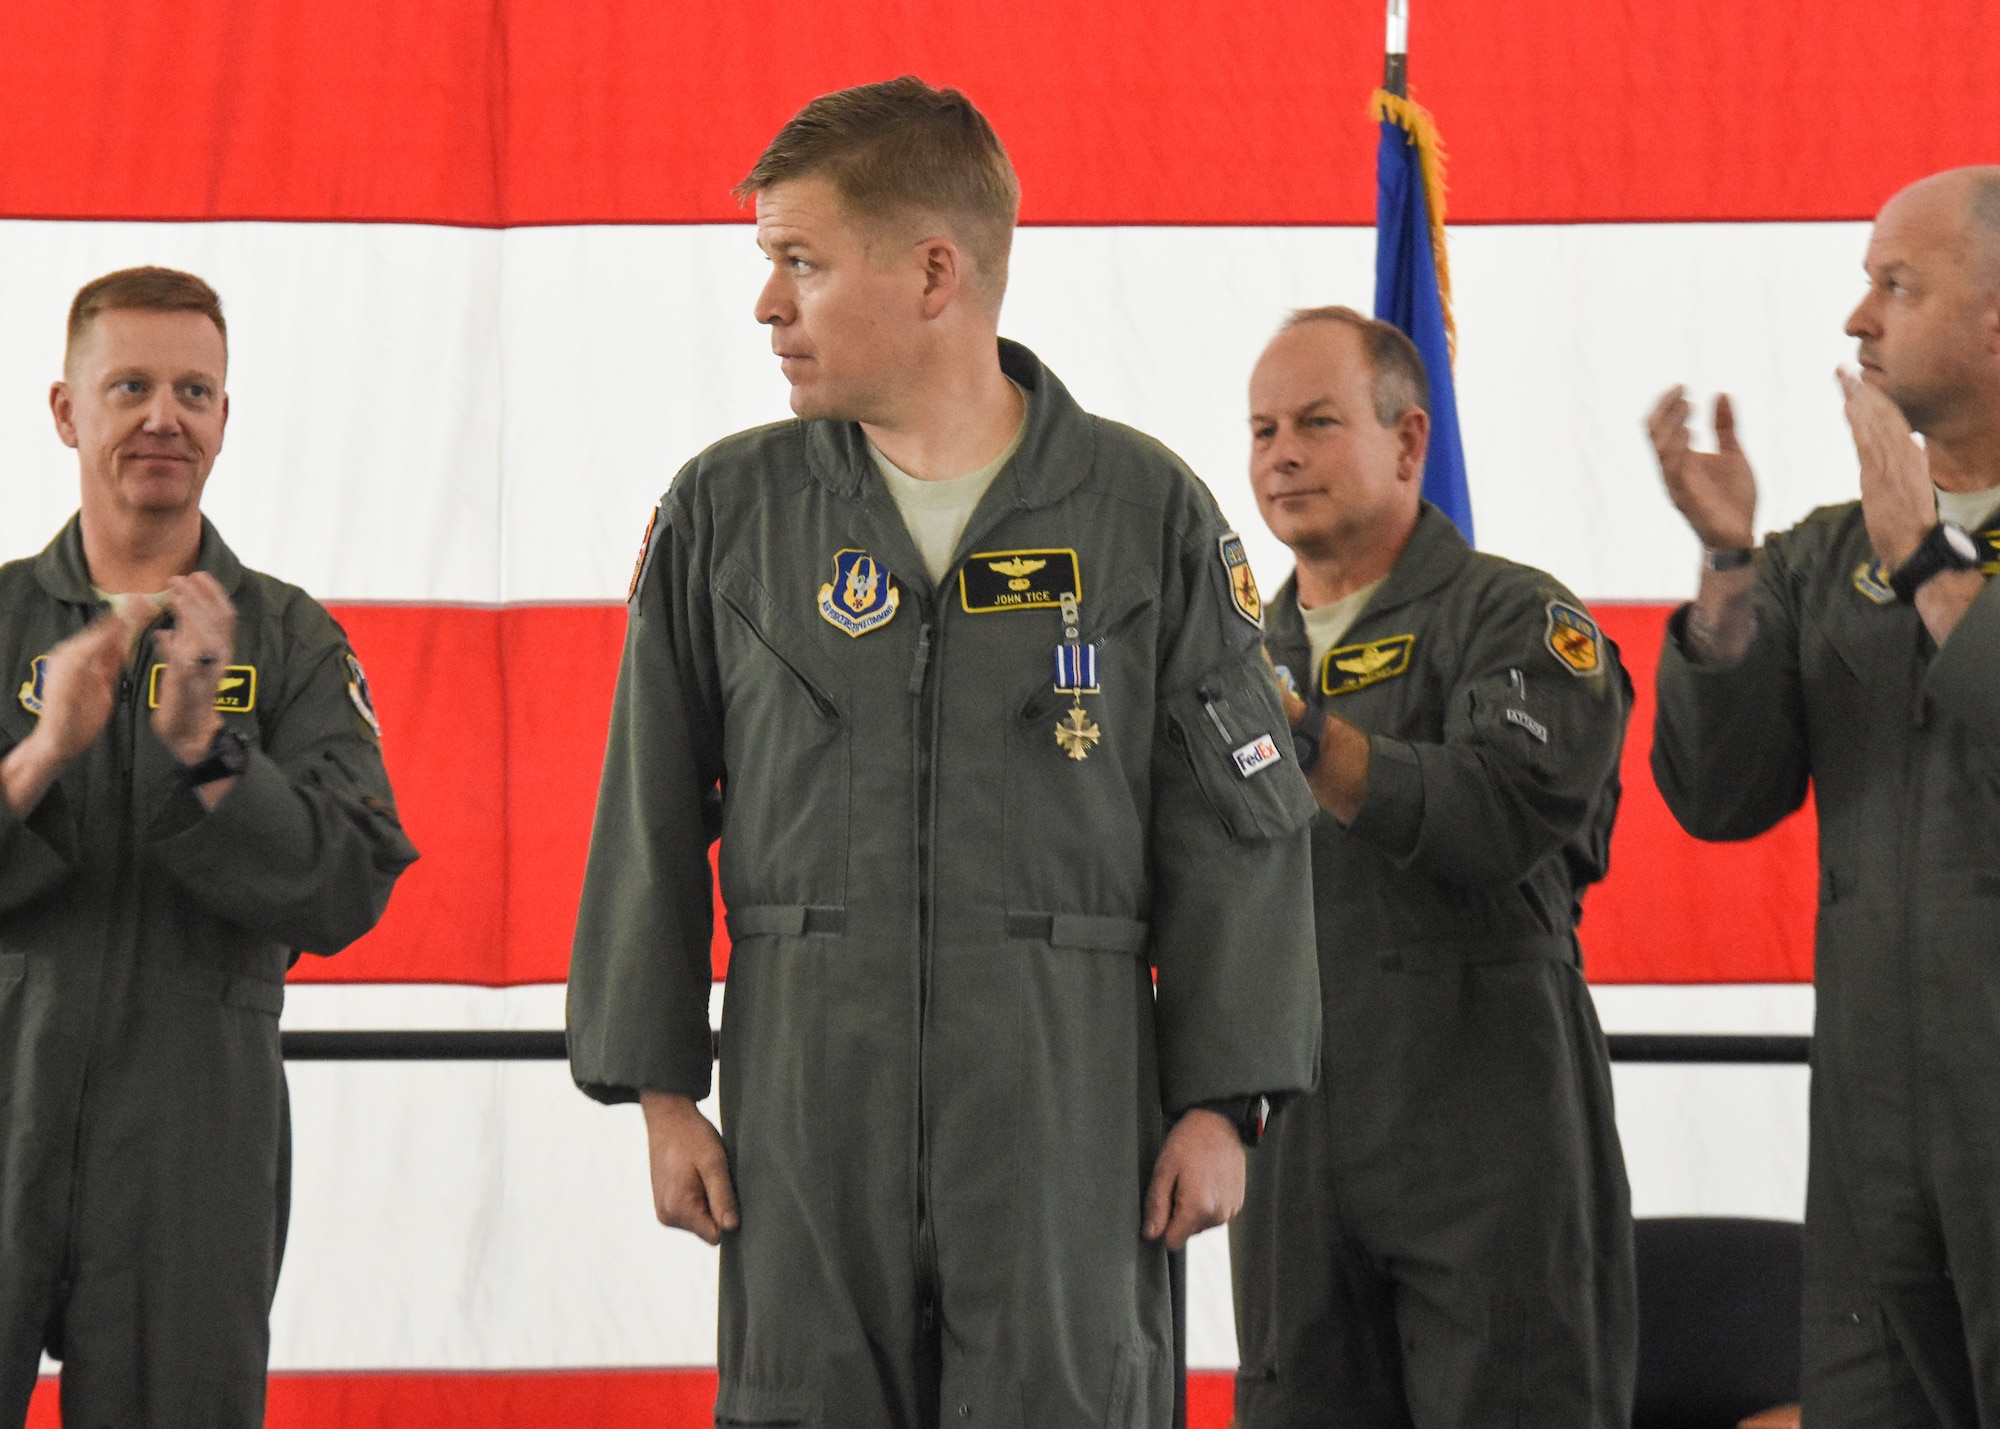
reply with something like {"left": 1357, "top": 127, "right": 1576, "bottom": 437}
{"left": 0, "top": 221, "right": 1869, "bottom": 605}
{"left": 267, "top": 983, "right": 1810, "bottom": 1369}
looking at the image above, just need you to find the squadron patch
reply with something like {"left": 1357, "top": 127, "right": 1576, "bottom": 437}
{"left": 1320, "top": 635, "right": 1415, "bottom": 696}
{"left": 346, "top": 654, "right": 383, "bottom": 738}
{"left": 627, "top": 507, "right": 659, "bottom": 604}
{"left": 1852, "top": 560, "right": 1896, "bottom": 605}
{"left": 18, "top": 656, "right": 47, "bottom": 716}
{"left": 1218, "top": 531, "right": 1263, "bottom": 627}
{"left": 960, "top": 549, "right": 1081, "bottom": 613}
{"left": 818, "top": 549, "right": 901, "bottom": 637}
{"left": 1543, "top": 601, "right": 1602, "bottom": 677}
{"left": 147, "top": 663, "right": 257, "bottom": 712}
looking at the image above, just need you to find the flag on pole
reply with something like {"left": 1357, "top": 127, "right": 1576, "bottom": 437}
{"left": 1372, "top": 86, "right": 1474, "bottom": 542}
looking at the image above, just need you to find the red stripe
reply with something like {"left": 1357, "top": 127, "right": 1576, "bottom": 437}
{"left": 310, "top": 602, "right": 1813, "bottom": 987}
{"left": 28, "top": 1370, "right": 1240, "bottom": 1426}
{"left": 4, "top": 1, "right": 1995, "bottom": 226}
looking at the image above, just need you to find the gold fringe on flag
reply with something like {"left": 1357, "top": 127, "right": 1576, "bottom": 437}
{"left": 1370, "top": 88, "right": 1456, "bottom": 362}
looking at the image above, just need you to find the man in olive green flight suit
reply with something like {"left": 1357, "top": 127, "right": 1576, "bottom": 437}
{"left": 1649, "top": 167, "right": 2000, "bottom": 1426}
{"left": 1230, "top": 308, "right": 1636, "bottom": 1428}
{"left": 0, "top": 268, "right": 417, "bottom": 1429}
{"left": 568, "top": 80, "right": 1321, "bottom": 1429}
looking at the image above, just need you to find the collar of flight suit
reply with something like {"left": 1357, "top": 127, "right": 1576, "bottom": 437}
{"left": 802, "top": 338, "right": 1101, "bottom": 517}
{"left": 1269, "top": 501, "right": 1474, "bottom": 663}
{"left": 33, "top": 511, "right": 249, "bottom": 606}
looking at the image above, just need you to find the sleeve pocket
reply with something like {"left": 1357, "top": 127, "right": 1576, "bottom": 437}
{"left": 1165, "top": 656, "right": 1319, "bottom": 843}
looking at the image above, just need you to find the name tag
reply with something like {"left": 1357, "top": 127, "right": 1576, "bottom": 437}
{"left": 148, "top": 663, "right": 257, "bottom": 713}
{"left": 960, "top": 549, "right": 1081, "bottom": 613}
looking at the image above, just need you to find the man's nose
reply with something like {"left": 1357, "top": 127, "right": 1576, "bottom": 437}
{"left": 754, "top": 270, "right": 792, "bottom": 327}
{"left": 141, "top": 389, "right": 182, "bottom": 432}
{"left": 1845, "top": 293, "right": 1878, "bottom": 340}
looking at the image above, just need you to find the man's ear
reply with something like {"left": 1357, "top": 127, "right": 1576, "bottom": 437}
{"left": 49, "top": 381, "right": 79, "bottom": 450}
{"left": 918, "top": 237, "right": 964, "bottom": 319}
{"left": 1396, "top": 407, "right": 1431, "bottom": 484}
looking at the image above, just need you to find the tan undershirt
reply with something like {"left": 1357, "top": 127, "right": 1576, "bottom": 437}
{"left": 1300, "top": 578, "right": 1387, "bottom": 674}
{"left": 1935, "top": 485, "right": 2000, "bottom": 533}
{"left": 870, "top": 382, "right": 1029, "bottom": 585}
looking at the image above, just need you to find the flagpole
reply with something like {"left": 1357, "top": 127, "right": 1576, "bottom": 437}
{"left": 1383, "top": 0, "right": 1408, "bottom": 97}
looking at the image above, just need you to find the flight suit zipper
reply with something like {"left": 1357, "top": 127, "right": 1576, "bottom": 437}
{"left": 909, "top": 612, "right": 944, "bottom": 1332}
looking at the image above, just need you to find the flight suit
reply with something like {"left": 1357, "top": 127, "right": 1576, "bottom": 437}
{"left": 568, "top": 340, "right": 1322, "bottom": 1429}
{"left": 1654, "top": 502, "right": 2000, "bottom": 1427}
{"left": 1231, "top": 505, "right": 1637, "bottom": 1429}
{"left": 0, "top": 516, "right": 417, "bottom": 1429}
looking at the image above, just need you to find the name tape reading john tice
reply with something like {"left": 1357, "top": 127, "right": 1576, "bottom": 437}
{"left": 960, "top": 549, "right": 1081, "bottom": 613}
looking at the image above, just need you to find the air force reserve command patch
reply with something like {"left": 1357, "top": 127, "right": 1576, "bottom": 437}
{"left": 1218, "top": 531, "right": 1262, "bottom": 627}
{"left": 1853, "top": 559, "right": 1896, "bottom": 605}
{"left": 1321, "top": 634, "right": 1414, "bottom": 696}
{"left": 818, "top": 549, "right": 901, "bottom": 637}
{"left": 1544, "top": 600, "right": 1602, "bottom": 676}
{"left": 18, "top": 656, "right": 47, "bottom": 716}
{"left": 346, "top": 654, "right": 383, "bottom": 738}
{"left": 960, "top": 549, "right": 1081, "bottom": 613}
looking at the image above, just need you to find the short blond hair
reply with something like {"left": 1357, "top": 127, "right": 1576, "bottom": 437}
{"left": 67, "top": 266, "right": 227, "bottom": 372}
{"left": 737, "top": 76, "right": 1020, "bottom": 309}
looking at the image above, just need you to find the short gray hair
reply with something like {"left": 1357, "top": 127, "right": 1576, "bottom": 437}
{"left": 1282, "top": 306, "right": 1430, "bottom": 426}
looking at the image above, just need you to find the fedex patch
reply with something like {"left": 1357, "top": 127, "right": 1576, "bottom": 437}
{"left": 1232, "top": 734, "right": 1283, "bottom": 778}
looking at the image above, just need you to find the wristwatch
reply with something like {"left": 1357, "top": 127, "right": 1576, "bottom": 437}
{"left": 1195, "top": 1094, "right": 1272, "bottom": 1147}
{"left": 1888, "top": 521, "right": 1981, "bottom": 604}
{"left": 1287, "top": 709, "right": 1322, "bottom": 774}
{"left": 1701, "top": 546, "right": 1755, "bottom": 572}
{"left": 185, "top": 727, "right": 251, "bottom": 787}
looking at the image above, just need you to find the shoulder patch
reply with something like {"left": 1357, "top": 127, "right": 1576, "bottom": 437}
{"left": 345, "top": 653, "right": 382, "bottom": 738}
{"left": 818, "top": 549, "right": 901, "bottom": 636}
{"left": 1852, "top": 559, "right": 1896, "bottom": 605}
{"left": 1218, "top": 531, "right": 1263, "bottom": 627}
{"left": 1543, "top": 600, "right": 1602, "bottom": 677}
{"left": 18, "top": 655, "right": 47, "bottom": 715}
{"left": 960, "top": 549, "right": 1080, "bottom": 613}
{"left": 1321, "top": 634, "right": 1415, "bottom": 696}
{"left": 627, "top": 507, "right": 661, "bottom": 604}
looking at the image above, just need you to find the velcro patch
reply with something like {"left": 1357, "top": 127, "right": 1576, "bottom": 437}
{"left": 1544, "top": 601, "right": 1602, "bottom": 677}
{"left": 1219, "top": 531, "right": 1263, "bottom": 627}
{"left": 1321, "top": 635, "right": 1415, "bottom": 696}
{"left": 18, "top": 655, "right": 47, "bottom": 715}
{"left": 1852, "top": 560, "right": 1895, "bottom": 605}
{"left": 147, "top": 663, "right": 257, "bottom": 712}
{"left": 627, "top": 507, "right": 659, "bottom": 604}
{"left": 346, "top": 654, "right": 383, "bottom": 738}
{"left": 1504, "top": 707, "right": 1549, "bottom": 743}
{"left": 960, "top": 549, "right": 1081, "bottom": 613}
{"left": 1232, "top": 734, "right": 1283, "bottom": 778}
{"left": 818, "top": 549, "right": 900, "bottom": 636}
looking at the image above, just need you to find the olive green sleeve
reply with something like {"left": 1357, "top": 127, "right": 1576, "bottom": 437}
{"left": 1147, "top": 508, "right": 1321, "bottom": 1116}
{"left": 1651, "top": 541, "right": 1812, "bottom": 840}
{"left": 1346, "top": 579, "right": 1629, "bottom": 889}
{"left": 0, "top": 763, "right": 77, "bottom": 913}
{"left": 568, "top": 494, "right": 725, "bottom": 1106}
{"left": 1924, "top": 577, "right": 2000, "bottom": 742}
{"left": 147, "top": 603, "right": 419, "bottom": 953}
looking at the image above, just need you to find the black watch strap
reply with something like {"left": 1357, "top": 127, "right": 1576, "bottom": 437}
{"left": 1889, "top": 522, "right": 1980, "bottom": 604}
{"left": 1287, "top": 708, "right": 1322, "bottom": 774}
{"left": 186, "top": 727, "right": 251, "bottom": 787}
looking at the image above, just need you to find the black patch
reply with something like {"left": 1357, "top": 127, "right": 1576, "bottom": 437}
{"left": 1320, "top": 635, "right": 1415, "bottom": 696}
{"left": 148, "top": 663, "right": 257, "bottom": 712}
{"left": 960, "top": 549, "right": 1081, "bottom": 613}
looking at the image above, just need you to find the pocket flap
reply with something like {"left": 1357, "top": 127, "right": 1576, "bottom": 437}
{"left": 713, "top": 1378, "right": 812, "bottom": 1425}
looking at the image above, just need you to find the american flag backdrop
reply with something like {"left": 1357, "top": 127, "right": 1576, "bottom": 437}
{"left": 9, "top": 1, "right": 1999, "bottom": 1422}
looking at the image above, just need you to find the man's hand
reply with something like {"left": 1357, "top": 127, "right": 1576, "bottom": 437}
{"left": 1, "top": 602, "right": 151, "bottom": 818}
{"left": 640, "top": 1090, "right": 739, "bottom": 1245}
{"left": 1143, "top": 1107, "right": 1246, "bottom": 1251}
{"left": 151, "top": 573, "right": 235, "bottom": 767}
{"left": 1646, "top": 386, "right": 1758, "bottom": 550}
{"left": 1839, "top": 369, "right": 1935, "bottom": 569}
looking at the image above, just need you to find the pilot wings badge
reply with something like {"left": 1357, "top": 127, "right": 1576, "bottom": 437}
{"left": 818, "top": 549, "right": 900, "bottom": 637}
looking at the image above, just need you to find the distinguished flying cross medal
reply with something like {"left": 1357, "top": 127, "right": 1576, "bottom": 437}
{"left": 1052, "top": 591, "right": 1101, "bottom": 761}
{"left": 818, "top": 549, "right": 900, "bottom": 637}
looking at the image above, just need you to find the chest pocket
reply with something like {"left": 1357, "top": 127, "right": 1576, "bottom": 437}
{"left": 1167, "top": 651, "right": 1317, "bottom": 843}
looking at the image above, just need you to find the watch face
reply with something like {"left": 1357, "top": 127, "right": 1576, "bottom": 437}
{"left": 1944, "top": 523, "right": 1980, "bottom": 563}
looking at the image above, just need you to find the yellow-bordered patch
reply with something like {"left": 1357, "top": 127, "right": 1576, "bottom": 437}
{"left": 147, "top": 663, "right": 257, "bottom": 712}
{"left": 345, "top": 654, "right": 382, "bottom": 738}
{"left": 1219, "top": 531, "right": 1262, "bottom": 627}
{"left": 18, "top": 655, "right": 48, "bottom": 715}
{"left": 959, "top": 548, "right": 1081, "bottom": 614}
{"left": 1852, "top": 559, "right": 1896, "bottom": 605}
{"left": 1320, "top": 634, "right": 1415, "bottom": 696}
{"left": 818, "top": 549, "right": 901, "bottom": 636}
{"left": 1544, "top": 601, "right": 1601, "bottom": 677}
{"left": 628, "top": 507, "right": 659, "bottom": 604}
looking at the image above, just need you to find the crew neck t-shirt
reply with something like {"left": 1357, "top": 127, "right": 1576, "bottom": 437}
{"left": 870, "top": 383, "right": 1029, "bottom": 585}
{"left": 1300, "top": 578, "right": 1388, "bottom": 675}
{"left": 1935, "top": 485, "right": 2000, "bottom": 534}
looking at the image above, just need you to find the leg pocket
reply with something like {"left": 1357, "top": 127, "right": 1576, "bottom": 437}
{"left": 1105, "top": 1339, "right": 1165, "bottom": 1429}
{"left": 714, "top": 1378, "right": 814, "bottom": 1426}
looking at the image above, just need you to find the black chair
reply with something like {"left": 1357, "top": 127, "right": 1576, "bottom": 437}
{"left": 1633, "top": 1216, "right": 1802, "bottom": 1429}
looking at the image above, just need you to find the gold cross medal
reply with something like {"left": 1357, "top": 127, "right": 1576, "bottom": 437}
{"left": 1052, "top": 592, "right": 1101, "bottom": 761}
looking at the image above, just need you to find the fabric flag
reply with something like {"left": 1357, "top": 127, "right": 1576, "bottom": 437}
{"left": 1373, "top": 89, "right": 1474, "bottom": 542}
